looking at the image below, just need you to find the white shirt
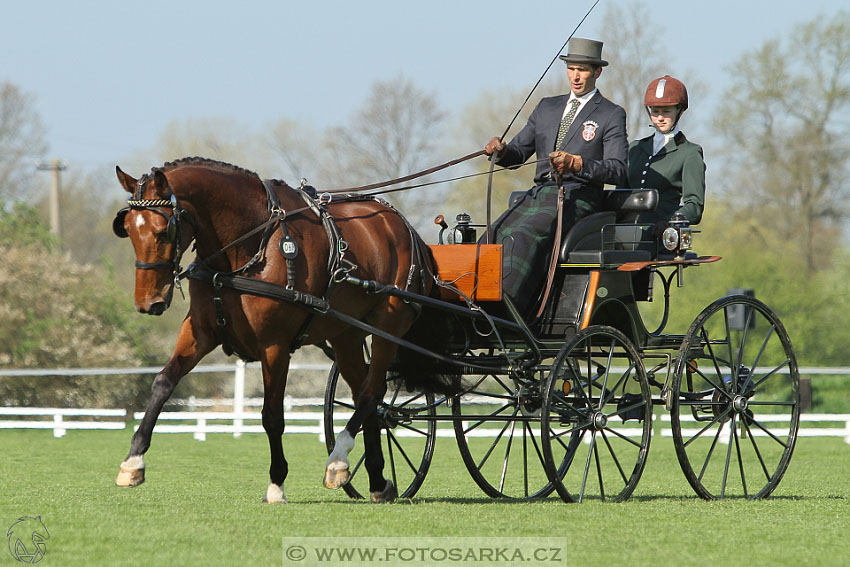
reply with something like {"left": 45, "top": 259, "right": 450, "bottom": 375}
{"left": 562, "top": 88, "right": 597, "bottom": 120}
{"left": 652, "top": 126, "right": 680, "bottom": 156}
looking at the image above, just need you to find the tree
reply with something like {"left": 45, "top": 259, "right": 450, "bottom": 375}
{"left": 713, "top": 12, "right": 850, "bottom": 270}
{"left": 320, "top": 76, "right": 447, "bottom": 226}
{"left": 593, "top": 1, "right": 668, "bottom": 140}
{"left": 0, "top": 82, "right": 47, "bottom": 201}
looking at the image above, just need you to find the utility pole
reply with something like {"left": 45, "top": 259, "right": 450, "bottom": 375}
{"left": 36, "top": 159, "right": 67, "bottom": 238}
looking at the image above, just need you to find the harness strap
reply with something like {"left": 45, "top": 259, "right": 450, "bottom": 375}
{"left": 534, "top": 184, "right": 566, "bottom": 319}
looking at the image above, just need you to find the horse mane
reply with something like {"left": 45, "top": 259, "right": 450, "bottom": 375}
{"left": 153, "top": 157, "right": 262, "bottom": 181}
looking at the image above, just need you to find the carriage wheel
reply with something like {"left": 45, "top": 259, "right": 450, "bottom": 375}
{"left": 671, "top": 295, "right": 800, "bottom": 500}
{"left": 451, "top": 366, "right": 558, "bottom": 499}
{"left": 541, "top": 326, "right": 652, "bottom": 503}
{"left": 324, "top": 363, "right": 437, "bottom": 499}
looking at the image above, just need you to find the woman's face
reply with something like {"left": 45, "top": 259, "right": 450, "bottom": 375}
{"left": 648, "top": 106, "right": 680, "bottom": 133}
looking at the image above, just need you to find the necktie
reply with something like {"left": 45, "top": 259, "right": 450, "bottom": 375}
{"left": 555, "top": 99, "right": 581, "bottom": 150}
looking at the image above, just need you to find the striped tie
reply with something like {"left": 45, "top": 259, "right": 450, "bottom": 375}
{"left": 555, "top": 99, "right": 582, "bottom": 150}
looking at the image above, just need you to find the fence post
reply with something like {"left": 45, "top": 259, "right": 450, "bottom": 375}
{"left": 234, "top": 360, "right": 246, "bottom": 438}
{"left": 53, "top": 413, "right": 66, "bottom": 438}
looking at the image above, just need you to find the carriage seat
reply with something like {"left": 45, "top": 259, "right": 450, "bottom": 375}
{"left": 559, "top": 188, "right": 658, "bottom": 266}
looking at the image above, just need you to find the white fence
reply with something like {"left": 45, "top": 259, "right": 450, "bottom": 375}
{"left": 2, "top": 364, "right": 850, "bottom": 442}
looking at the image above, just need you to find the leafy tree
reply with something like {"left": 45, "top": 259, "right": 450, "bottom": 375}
{"left": 713, "top": 12, "right": 850, "bottom": 270}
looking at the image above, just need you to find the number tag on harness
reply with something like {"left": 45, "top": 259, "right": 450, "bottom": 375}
{"left": 279, "top": 235, "right": 299, "bottom": 259}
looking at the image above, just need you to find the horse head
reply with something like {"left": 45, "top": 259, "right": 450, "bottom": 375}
{"left": 114, "top": 166, "right": 193, "bottom": 315}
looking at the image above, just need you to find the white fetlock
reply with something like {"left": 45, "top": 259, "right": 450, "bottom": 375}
{"left": 116, "top": 455, "right": 146, "bottom": 487}
{"left": 370, "top": 478, "right": 398, "bottom": 503}
{"left": 263, "top": 482, "right": 287, "bottom": 504}
{"left": 324, "top": 430, "right": 355, "bottom": 489}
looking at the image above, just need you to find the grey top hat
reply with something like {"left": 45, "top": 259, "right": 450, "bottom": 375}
{"left": 559, "top": 37, "right": 608, "bottom": 67}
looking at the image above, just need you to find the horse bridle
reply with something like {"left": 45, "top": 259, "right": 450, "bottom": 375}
{"left": 112, "top": 175, "right": 191, "bottom": 304}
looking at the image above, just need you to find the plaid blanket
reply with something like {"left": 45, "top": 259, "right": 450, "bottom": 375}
{"left": 488, "top": 183, "right": 599, "bottom": 317}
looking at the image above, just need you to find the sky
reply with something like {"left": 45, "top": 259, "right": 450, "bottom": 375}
{"left": 2, "top": 0, "right": 847, "bottom": 178}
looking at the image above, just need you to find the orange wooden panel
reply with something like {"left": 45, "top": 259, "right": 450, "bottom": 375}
{"left": 428, "top": 244, "right": 502, "bottom": 302}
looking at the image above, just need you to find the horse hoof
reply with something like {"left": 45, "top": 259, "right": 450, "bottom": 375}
{"left": 370, "top": 479, "right": 398, "bottom": 503}
{"left": 262, "top": 483, "right": 287, "bottom": 504}
{"left": 323, "top": 464, "right": 350, "bottom": 489}
{"left": 115, "top": 467, "right": 145, "bottom": 487}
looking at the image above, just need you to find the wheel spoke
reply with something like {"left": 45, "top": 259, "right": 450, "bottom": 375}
{"left": 475, "top": 409, "right": 517, "bottom": 471}
{"left": 746, "top": 416, "right": 792, "bottom": 449}
{"left": 499, "top": 418, "right": 518, "bottom": 493}
{"left": 388, "top": 430, "right": 419, "bottom": 474}
{"left": 748, "top": 359, "right": 791, "bottom": 393}
{"left": 395, "top": 421, "right": 431, "bottom": 437}
{"left": 721, "top": 414, "right": 737, "bottom": 499}
{"left": 742, "top": 418, "right": 772, "bottom": 481}
{"left": 733, "top": 420, "right": 748, "bottom": 499}
{"left": 684, "top": 407, "right": 732, "bottom": 448}
{"left": 697, "top": 420, "right": 725, "bottom": 482}
{"left": 462, "top": 402, "right": 513, "bottom": 435}
{"left": 579, "top": 431, "right": 598, "bottom": 503}
{"left": 600, "top": 429, "right": 628, "bottom": 484}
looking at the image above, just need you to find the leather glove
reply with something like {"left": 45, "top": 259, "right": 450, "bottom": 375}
{"left": 484, "top": 137, "right": 506, "bottom": 157}
{"left": 549, "top": 151, "right": 583, "bottom": 174}
{"left": 651, "top": 219, "right": 670, "bottom": 238}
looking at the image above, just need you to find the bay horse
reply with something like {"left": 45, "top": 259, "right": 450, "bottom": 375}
{"left": 112, "top": 157, "right": 437, "bottom": 503}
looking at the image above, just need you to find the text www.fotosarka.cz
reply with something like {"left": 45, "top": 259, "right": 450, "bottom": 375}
{"left": 282, "top": 537, "right": 567, "bottom": 566}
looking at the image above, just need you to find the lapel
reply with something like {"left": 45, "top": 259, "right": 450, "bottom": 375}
{"left": 558, "top": 90, "right": 602, "bottom": 150}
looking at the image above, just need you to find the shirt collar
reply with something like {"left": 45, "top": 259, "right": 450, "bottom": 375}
{"left": 569, "top": 88, "right": 597, "bottom": 104}
{"left": 652, "top": 126, "right": 680, "bottom": 155}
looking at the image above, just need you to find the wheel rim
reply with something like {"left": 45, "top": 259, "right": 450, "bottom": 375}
{"left": 671, "top": 296, "right": 800, "bottom": 500}
{"left": 542, "top": 326, "right": 652, "bottom": 503}
{"left": 452, "top": 369, "right": 556, "bottom": 499}
{"left": 324, "top": 364, "right": 437, "bottom": 499}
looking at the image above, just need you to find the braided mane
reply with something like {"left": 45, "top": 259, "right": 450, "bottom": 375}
{"left": 153, "top": 157, "right": 261, "bottom": 181}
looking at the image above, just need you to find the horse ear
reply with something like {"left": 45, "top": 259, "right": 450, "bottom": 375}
{"left": 153, "top": 170, "right": 169, "bottom": 194}
{"left": 116, "top": 166, "right": 137, "bottom": 194}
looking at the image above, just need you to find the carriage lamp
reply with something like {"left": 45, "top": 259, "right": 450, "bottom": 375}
{"left": 661, "top": 213, "right": 692, "bottom": 259}
{"left": 449, "top": 213, "right": 477, "bottom": 244}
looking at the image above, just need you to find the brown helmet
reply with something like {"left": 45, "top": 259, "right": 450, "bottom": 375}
{"left": 644, "top": 75, "right": 688, "bottom": 111}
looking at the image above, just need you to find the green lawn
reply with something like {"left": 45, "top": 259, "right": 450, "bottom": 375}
{"left": 1, "top": 429, "right": 848, "bottom": 566}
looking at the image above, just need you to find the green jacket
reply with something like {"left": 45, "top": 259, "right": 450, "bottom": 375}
{"left": 627, "top": 131, "right": 706, "bottom": 225}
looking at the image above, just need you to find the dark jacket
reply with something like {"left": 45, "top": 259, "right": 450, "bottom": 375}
{"left": 628, "top": 131, "right": 706, "bottom": 224}
{"left": 497, "top": 90, "right": 629, "bottom": 198}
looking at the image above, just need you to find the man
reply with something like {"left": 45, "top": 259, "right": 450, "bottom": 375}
{"left": 483, "top": 37, "right": 628, "bottom": 318}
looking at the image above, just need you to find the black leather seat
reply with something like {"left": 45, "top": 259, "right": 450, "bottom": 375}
{"left": 560, "top": 189, "right": 658, "bottom": 266}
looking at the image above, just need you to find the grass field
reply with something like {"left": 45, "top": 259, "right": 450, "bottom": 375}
{"left": 1, "top": 428, "right": 848, "bottom": 566}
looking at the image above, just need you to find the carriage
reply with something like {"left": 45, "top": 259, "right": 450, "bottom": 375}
{"left": 323, "top": 187, "right": 800, "bottom": 502}
{"left": 113, "top": 159, "right": 799, "bottom": 503}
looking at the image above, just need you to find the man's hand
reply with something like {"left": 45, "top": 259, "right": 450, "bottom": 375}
{"left": 484, "top": 137, "right": 506, "bottom": 157}
{"left": 549, "top": 151, "right": 583, "bottom": 174}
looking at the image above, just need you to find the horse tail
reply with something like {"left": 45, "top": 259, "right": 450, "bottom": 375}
{"left": 393, "top": 300, "right": 465, "bottom": 396}
{"left": 391, "top": 237, "right": 466, "bottom": 396}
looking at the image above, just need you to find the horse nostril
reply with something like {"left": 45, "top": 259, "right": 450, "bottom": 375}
{"left": 147, "top": 302, "right": 167, "bottom": 316}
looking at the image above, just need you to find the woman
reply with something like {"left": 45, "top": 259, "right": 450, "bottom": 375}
{"left": 628, "top": 75, "right": 706, "bottom": 236}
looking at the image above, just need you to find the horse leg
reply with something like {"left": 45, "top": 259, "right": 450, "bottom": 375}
{"left": 325, "top": 333, "right": 400, "bottom": 502}
{"left": 116, "top": 315, "right": 214, "bottom": 487}
{"left": 323, "top": 335, "right": 368, "bottom": 491}
{"left": 260, "top": 345, "right": 291, "bottom": 503}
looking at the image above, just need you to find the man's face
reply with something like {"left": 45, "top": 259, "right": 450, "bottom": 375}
{"left": 567, "top": 63, "right": 602, "bottom": 96}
